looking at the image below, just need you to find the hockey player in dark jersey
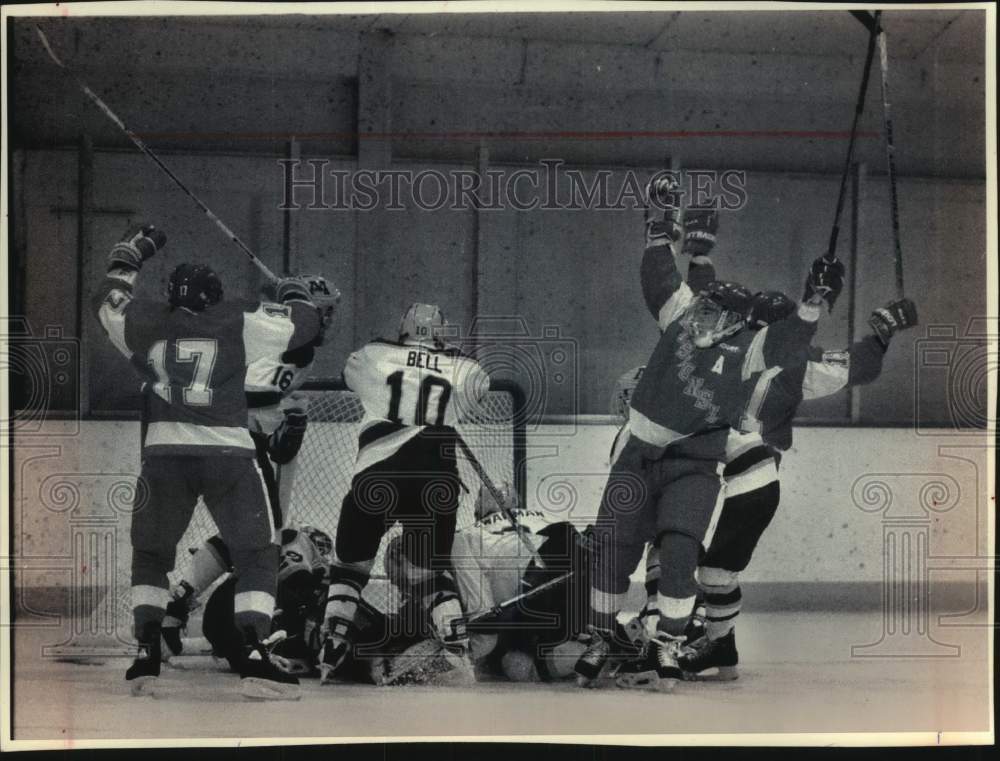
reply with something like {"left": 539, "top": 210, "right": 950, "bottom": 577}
{"left": 159, "top": 275, "right": 340, "bottom": 654}
{"left": 620, "top": 235, "right": 917, "bottom": 681}
{"left": 574, "top": 177, "right": 833, "bottom": 692}
{"left": 93, "top": 224, "right": 322, "bottom": 699}
{"left": 317, "top": 304, "right": 490, "bottom": 683}
{"left": 677, "top": 292, "right": 917, "bottom": 680}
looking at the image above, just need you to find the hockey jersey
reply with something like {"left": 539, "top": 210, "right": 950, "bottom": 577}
{"left": 93, "top": 267, "right": 320, "bottom": 457}
{"left": 740, "top": 334, "right": 886, "bottom": 451}
{"left": 247, "top": 340, "right": 317, "bottom": 437}
{"left": 627, "top": 240, "right": 818, "bottom": 455}
{"left": 342, "top": 339, "right": 490, "bottom": 472}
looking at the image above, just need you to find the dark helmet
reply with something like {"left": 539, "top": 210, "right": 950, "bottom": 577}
{"left": 747, "top": 290, "right": 797, "bottom": 329}
{"left": 681, "top": 280, "right": 754, "bottom": 348}
{"left": 167, "top": 263, "right": 223, "bottom": 311}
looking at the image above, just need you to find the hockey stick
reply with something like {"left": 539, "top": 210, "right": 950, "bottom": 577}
{"left": 826, "top": 10, "right": 880, "bottom": 262}
{"left": 454, "top": 435, "right": 537, "bottom": 558}
{"left": 875, "top": 20, "right": 906, "bottom": 298}
{"left": 465, "top": 570, "right": 574, "bottom": 628}
{"left": 35, "top": 25, "right": 280, "bottom": 283}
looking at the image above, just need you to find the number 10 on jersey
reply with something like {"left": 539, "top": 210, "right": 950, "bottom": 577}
{"left": 385, "top": 371, "right": 452, "bottom": 426}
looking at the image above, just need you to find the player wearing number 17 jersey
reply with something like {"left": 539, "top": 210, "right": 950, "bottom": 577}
{"left": 92, "top": 224, "right": 321, "bottom": 700}
{"left": 318, "top": 303, "right": 489, "bottom": 683}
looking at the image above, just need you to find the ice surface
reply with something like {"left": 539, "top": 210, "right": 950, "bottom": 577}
{"left": 11, "top": 610, "right": 991, "bottom": 743}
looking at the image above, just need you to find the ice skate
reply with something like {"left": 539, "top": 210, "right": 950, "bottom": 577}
{"left": 614, "top": 633, "right": 683, "bottom": 692}
{"left": 679, "top": 629, "right": 739, "bottom": 681}
{"left": 574, "top": 626, "right": 612, "bottom": 687}
{"left": 239, "top": 631, "right": 301, "bottom": 701}
{"left": 125, "top": 638, "right": 161, "bottom": 697}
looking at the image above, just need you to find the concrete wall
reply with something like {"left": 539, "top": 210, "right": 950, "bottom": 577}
{"left": 10, "top": 13, "right": 986, "bottom": 176}
{"left": 12, "top": 421, "right": 990, "bottom": 595}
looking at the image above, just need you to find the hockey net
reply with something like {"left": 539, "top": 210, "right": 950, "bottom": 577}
{"left": 162, "top": 378, "right": 526, "bottom": 617}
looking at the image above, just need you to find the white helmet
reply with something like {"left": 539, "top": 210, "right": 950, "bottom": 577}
{"left": 398, "top": 303, "right": 446, "bottom": 348}
{"left": 474, "top": 481, "right": 518, "bottom": 521}
{"left": 302, "top": 274, "right": 340, "bottom": 332}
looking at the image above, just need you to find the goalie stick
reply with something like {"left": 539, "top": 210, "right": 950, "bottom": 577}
{"left": 464, "top": 570, "right": 575, "bottom": 629}
{"left": 35, "top": 25, "right": 280, "bottom": 284}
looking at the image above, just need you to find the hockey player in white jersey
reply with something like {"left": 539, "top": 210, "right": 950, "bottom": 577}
{"left": 158, "top": 275, "right": 340, "bottom": 656}
{"left": 318, "top": 303, "right": 490, "bottom": 683}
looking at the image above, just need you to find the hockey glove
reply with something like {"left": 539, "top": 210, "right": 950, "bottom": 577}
{"left": 268, "top": 400, "right": 308, "bottom": 465}
{"left": 275, "top": 277, "right": 314, "bottom": 305}
{"left": 645, "top": 174, "right": 683, "bottom": 245}
{"left": 682, "top": 209, "right": 719, "bottom": 257}
{"left": 802, "top": 256, "right": 846, "bottom": 311}
{"left": 108, "top": 224, "right": 166, "bottom": 271}
{"left": 869, "top": 297, "right": 918, "bottom": 350}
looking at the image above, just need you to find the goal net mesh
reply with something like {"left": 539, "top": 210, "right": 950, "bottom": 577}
{"left": 143, "top": 379, "right": 525, "bottom": 619}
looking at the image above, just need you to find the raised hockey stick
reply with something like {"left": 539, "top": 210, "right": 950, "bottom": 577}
{"left": 454, "top": 435, "right": 537, "bottom": 558}
{"left": 35, "top": 25, "right": 280, "bottom": 284}
{"left": 826, "top": 10, "right": 880, "bottom": 263}
{"left": 875, "top": 19, "right": 906, "bottom": 298}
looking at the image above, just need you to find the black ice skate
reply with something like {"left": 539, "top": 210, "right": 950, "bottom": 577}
{"left": 317, "top": 634, "right": 351, "bottom": 685}
{"left": 125, "top": 627, "right": 161, "bottom": 697}
{"left": 574, "top": 626, "right": 612, "bottom": 688}
{"left": 614, "top": 633, "right": 683, "bottom": 692}
{"left": 239, "top": 631, "right": 301, "bottom": 701}
{"left": 678, "top": 630, "right": 739, "bottom": 681}
{"left": 160, "top": 581, "right": 196, "bottom": 659}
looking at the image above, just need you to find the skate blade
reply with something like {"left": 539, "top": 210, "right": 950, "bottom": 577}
{"left": 318, "top": 664, "right": 337, "bottom": 685}
{"left": 240, "top": 677, "right": 302, "bottom": 701}
{"left": 615, "top": 670, "right": 678, "bottom": 693}
{"left": 128, "top": 675, "right": 158, "bottom": 697}
{"left": 685, "top": 665, "right": 738, "bottom": 682}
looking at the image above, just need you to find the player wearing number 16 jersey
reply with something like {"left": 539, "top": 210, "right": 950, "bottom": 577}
{"left": 92, "top": 224, "right": 322, "bottom": 700}
{"left": 318, "top": 303, "right": 489, "bottom": 683}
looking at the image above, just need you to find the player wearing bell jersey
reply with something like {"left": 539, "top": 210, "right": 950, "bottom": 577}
{"left": 92, "top": 224, "right": 321, "bottom": 700}
{"left": 159, "top": 276, "right": 340, "bottom": 653}
{"left": 575, "top": 177, "right": 829, "bottom": 693}
{"left": 317, "top": 303, "right": 490, "bottom": 683}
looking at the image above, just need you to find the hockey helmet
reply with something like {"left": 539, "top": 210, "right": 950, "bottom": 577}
{"left": 299, "top": 524, "right": 333, "bottom": 562}
{"left": 474, "top": 480, "right": 519, "bottom": 521}
{"left": 399, "top": 303, "right": 447, "bottom": 348}
{"left": 681, "top": 280, "right": 753, "bottom": 348}
{"left": 301, "top": 274, "right": 341, "bottom": 344}
{"left": 167, "top": 263, "right": 223, "bottom": 312}
{"left": 747, "top": 290, "right": 797, "bottom": 329}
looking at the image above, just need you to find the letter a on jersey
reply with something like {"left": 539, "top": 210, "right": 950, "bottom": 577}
{"left": 711, "top": 356, "right": 725, "bottom": 375}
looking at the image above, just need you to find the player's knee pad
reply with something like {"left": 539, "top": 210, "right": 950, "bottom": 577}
{"left": 653, "top": 531, "right": 701, "bottom": 598}
{"left": 697, "top": 565, "right": 739, "bottom": 591}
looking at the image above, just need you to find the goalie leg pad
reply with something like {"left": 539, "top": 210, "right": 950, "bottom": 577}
{"left": 371, "top": 639, "right": 476, "bottom": 687}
